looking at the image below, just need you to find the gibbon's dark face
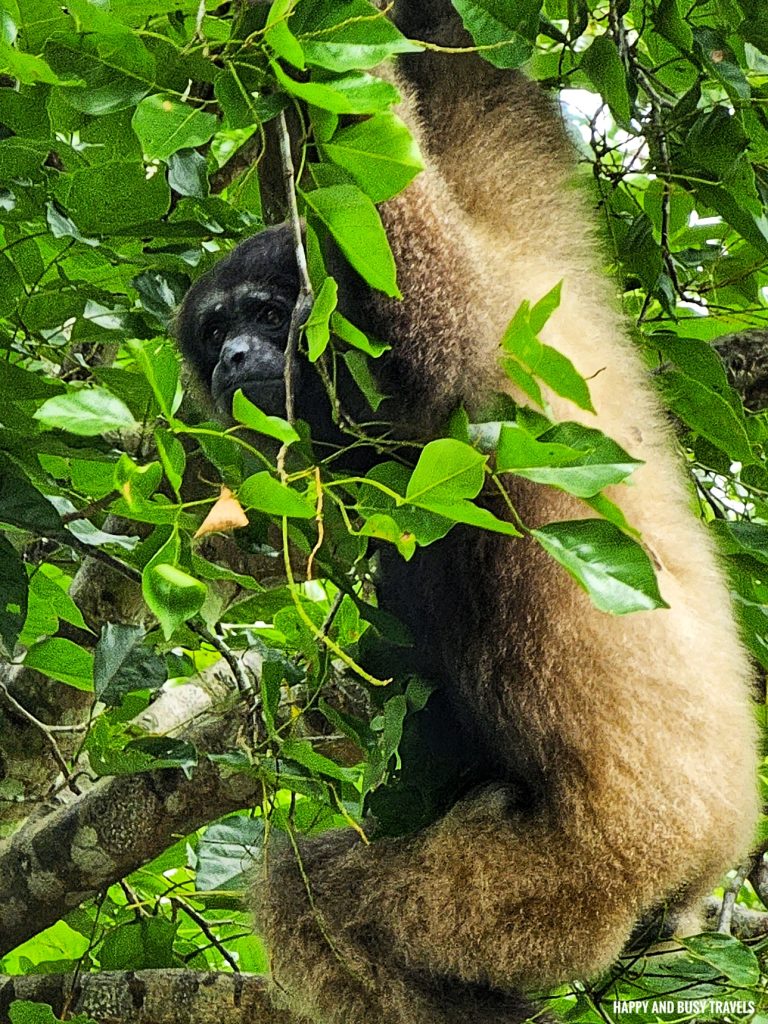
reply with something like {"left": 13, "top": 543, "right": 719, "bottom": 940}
{"left": 176, "top": 226, "right": 300, "bottom": 417}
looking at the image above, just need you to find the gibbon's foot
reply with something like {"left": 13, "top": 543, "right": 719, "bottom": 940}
{"left": 253, "top": 828, "right": 549, "bottom": 1024}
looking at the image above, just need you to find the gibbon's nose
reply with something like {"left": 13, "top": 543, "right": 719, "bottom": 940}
{"left": 218, "top": 334, "right": 284, "bottom": 380}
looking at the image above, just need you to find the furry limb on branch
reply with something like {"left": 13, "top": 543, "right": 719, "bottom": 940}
{"left": 0, "top": 970, "right": 294, "bottom": 1024}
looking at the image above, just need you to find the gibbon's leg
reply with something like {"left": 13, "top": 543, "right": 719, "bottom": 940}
{"left": 253, "top": 26, "right": 759, "bottom": 1024}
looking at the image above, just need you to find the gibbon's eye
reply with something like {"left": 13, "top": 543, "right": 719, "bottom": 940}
{"left": 209, "top": 322, "right": 227, "bottom": 346}
{"left": 259, "top": 302, "right": 289, "bottom": 328}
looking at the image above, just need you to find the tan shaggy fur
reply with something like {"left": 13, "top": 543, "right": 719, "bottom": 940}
{"left": 252, "top": 5, "right": 760, "bottom": 1022}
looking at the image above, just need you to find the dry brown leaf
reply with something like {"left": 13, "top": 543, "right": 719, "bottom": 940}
{"left": 194, "top": 486, "right": 249, "bottom": 538}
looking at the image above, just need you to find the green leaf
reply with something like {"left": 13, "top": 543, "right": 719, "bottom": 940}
{"left": 305, "top": 276, "right": 339, "bottom": 360}
{"left": 652, "top": 0, "right": 693, "bottom": 52}
{"left": 22, "top": 564, "right": 89, "bottom": 645}
{"left": 0, "top": 360, "right": 64, "bottom": 399}
{"left": 128, "top": 339, "right": 181, "bottom": 420}
{"left": 9, "top": 1002, "right": 59, "bottom": 1024}
{"left": 293, "top": 0, "right": 421, "bottom": 71}
{"left": 272, "top": 63, "right": 398, "bottom": 114}
{"left": 282, "top": 739, "right": 361, "bottom": 783}
{"left": 332, "top": 311, "right": 388, "bottom": 357}
{"left": 265, "top": 0, "right": 305, "bottom": 69}
{"left": 693, "top": 27, "right": 750, "bottom": 101}
{"left": 0, "top": 457, "right": 63, "bottom": 533}
{"left": 155, "top": 427, "right": 186, "bottom": 496}
{"left": 100, "top": 918, "right": 179, "bottom": 971}
{"left": 239, "top": 472, "right": 316, "bottom": 518}
{"left": 60, "top": 0, "right": 133, "bottom": 36}
{"left": 343, "top": 349, "right": 387, "bottom": 411}
{"left": 34, "top": 388, "right": 137, "bottom": 435}
{"left": 304, "top": 184, "right": 400, "bottom": 297}
{"left": 232, "top": 390, "right": 300, "bottom": 445}
{"left": 196, "top": 816, "right": 265, "bottom": 891}
{"left": 649, "top": 333, "right": 733, "bottom": 397}
{"left": 24, "top": 637, "right": 95, "bottom": 690}
{"left": 681, "top": 933, "right": 760, "bottom": 987}
{"left": 406, "top": 439, "right": 487, "bottom": 504}
{"left": 94, "top": 622, "right": 165, "bottom": 704}
{"left": 132, "top": 93, "right": 219, "bottom": 162}
{"left": 358, "top": 512, "right": 417, "bottom": 559}
{"left": 421, "top": 499, "right": 521, "bottom": 536}
{"left": 497, "top": 422, "right": 642, "bottom": 497}
{"left": 0, "top": 40, "right": 80, "bottom": 84}
{"left": 53, "top": 160, "right": 171, "bottom": 233}
{"left": 44, "top": 32, "right": 154, "bottom": 115}
{"left": 713, "top": 521, "right": 768, "bottom": 565}
{"left": 0, "top": 253, "right": 25, "bottom": 317}
{"left": 143, "top": 562, "right": 207, "bottom": 640}
{"left": 532, "top": 520, "right": 668, "bottom": 614}
{"left": 529, "top": 281, "right": 563, "bottom": 333}
{"left": 0, "top": 535, "right": 27, "bottom": 656}
{"left": 359, "top": 462, "right": 453, "bottom": 546}
{"left": 167, "top": 148, "right": 209, "bottom": 198}
{"left": 501, "top": 293, "right": 594, "bottom": 412}
{"left": 658, "top": 370, "right": 754, "bottom": 464}
{"left": 580, "top": 34, "right": 632, "bottom": 129}
{"left": 321, "top": 113, "right": 423, "bottom": 203}
{"left": 452, "top": 0, "right": 542, "bottom": 69}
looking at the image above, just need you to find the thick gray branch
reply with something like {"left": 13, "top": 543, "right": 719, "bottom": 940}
{"left": 0, "top": 970, "right": 293, "bottom": 1024}
{"left": 0, "top": 658, "right": 263, "bottom": 956}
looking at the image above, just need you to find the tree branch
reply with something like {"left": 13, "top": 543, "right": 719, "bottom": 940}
{"left": 0, "top": 970, "right": 294, "bottom": 1024}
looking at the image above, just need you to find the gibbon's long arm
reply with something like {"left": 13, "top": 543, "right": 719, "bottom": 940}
{"left": 238, "top": 9, "right": 760, "bottom": 1024}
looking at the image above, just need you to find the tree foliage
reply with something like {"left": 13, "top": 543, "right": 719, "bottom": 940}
{"left": 0, "top": 0, "right": 767, "bottom": 1021}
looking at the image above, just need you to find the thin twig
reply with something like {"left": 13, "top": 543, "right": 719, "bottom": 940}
{"left": 0, "top": 682, "right": 71, "bottom": 777}
{"left": 171, "top": 897, "right": 240, "bottom": 972}
{"left": 275, "top": 109, "right": 314, "bottom": 476}
{"left": 192, "top": 623, "right": 254, "bottom": 697}
{"left": 306, "top": 465, "right": 325, "bottom": 581}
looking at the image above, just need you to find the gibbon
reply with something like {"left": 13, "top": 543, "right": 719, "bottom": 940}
{"left": 177, "top": 3, "right": 760, "bottom": 1022}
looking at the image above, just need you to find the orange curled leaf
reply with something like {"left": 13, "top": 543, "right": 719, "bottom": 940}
{"left": 194, "top": 486, "right": 249, "bottom": 538}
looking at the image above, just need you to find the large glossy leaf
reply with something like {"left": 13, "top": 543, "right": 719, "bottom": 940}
{"left": 232, "top": 391, "right": 300, "bottom": 445}
{"left": 24, "top": 637, "right": 95, "bottom": 690}
{"left": 497, "top": 422, "right": 642, "bottom": 497}
{"left": 272, "top": 63, "right": 398, "bottom": 114}
{"left": 658, "top": 370, "right": 754, "bottom": 464}
{"left": 292, "top": 0, "right": 420, "bottom": 71}
{"left": 321, "top": 113, "right": 423, "bottom": 203}
{"left": 681, "top": 934, "right": 760, "bottom": 987}
{"left": 0, "top": 457, "right": 63, "bottom": 533}
{"left": 34, "top": 388, "right": 137, "bottom": 435}
{"left": 304, "top": 185, "right": 399, "bottom": 297}
{"left": 452, "top": 0, "right": 542, "bottom": 69}
{"left": 265, "top": 0, "right": 305, "bottom": 69}
{"left": 143, "top": 563, "right": 207, "bottom": 640}
{"left": 53, "top": 160, "right": 171, "bottom": 233}
{"left": 532, "top": 520, "right": 667, "bottom": 614}
{"left": 580, "top": 34, "right": 632, "bottom": 129}
{"left": 239, "top": 472, "right": 316, "bottom": 518}
{"left": 132, "top": 94, "right": 218, "bottom": 161}
{"left": 44, "top": 32, "right": 154, "bottom": 114}
{"left": 405, "top": 439, "right": 486, "bottom": 505}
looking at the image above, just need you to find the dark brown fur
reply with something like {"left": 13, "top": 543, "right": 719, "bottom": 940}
{"left": 247, "top": 6, "right": 760, "bottom": 1023}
